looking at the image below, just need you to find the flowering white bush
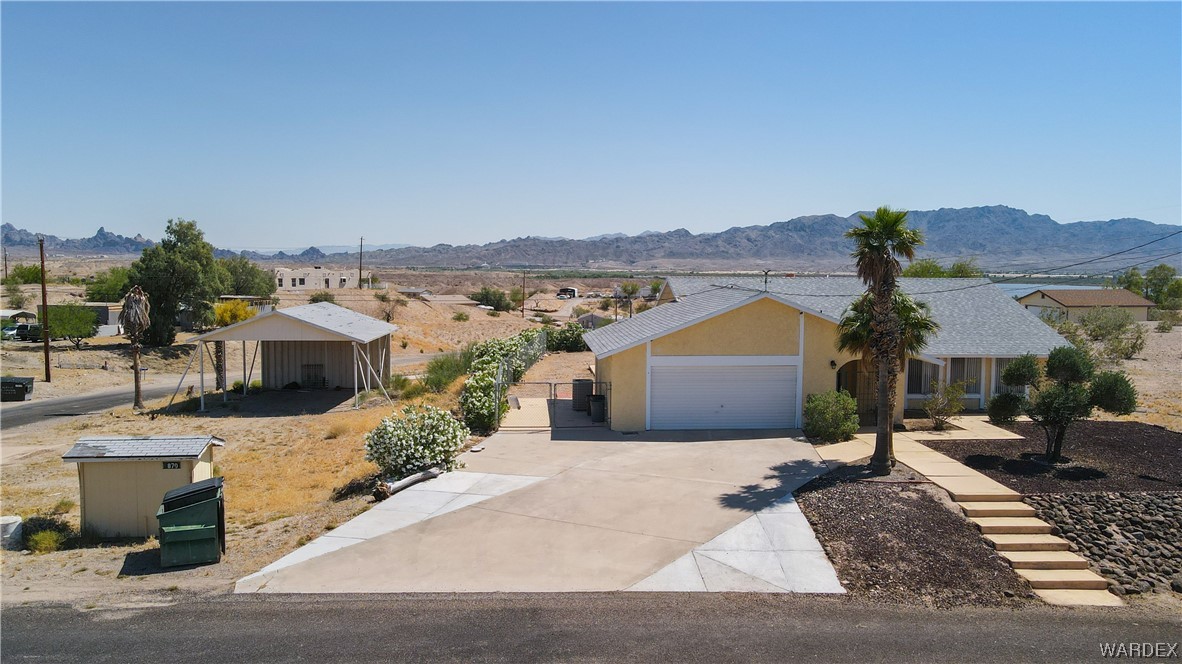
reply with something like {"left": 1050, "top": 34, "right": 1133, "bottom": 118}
{"left": 459, "top": 329, "right": 545, "bottom": 432}
{"left": 364, "top": 405, "right": 469, "bottom": 479}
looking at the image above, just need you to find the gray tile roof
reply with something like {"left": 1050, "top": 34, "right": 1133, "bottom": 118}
{"left": 63, "top": 436, "right": 225, "bottom": 462}
{"left": 195, "top": 302, "right": 397, "bottom": 344}
{"left": 585, "top": 276, "right": 1067, "bottom": 359}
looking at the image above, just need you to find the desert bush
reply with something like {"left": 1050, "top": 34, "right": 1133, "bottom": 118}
{"left": 452, "top": 312, "right": 469, "bottom": 322}
{"left": 1073, "top": 307, "right": 1147, "bottom": 361}
{"left": 986, "top": 393, "right": 1024, "bottom": 424}
{"left": 230, "top": 379, "right": 263, "bottom": 394}
{"left": 1156, "top": 319, "right": 1174, "bottom": 333}
{"left": 308, "top": 290, "right": 335, "bottom": 304}
{"left": 5, "top": 283, "right": 28, "bottom": 308}
{"left": 22, "top": 515, "right": 77, "bottom": 553}
{"left": 364, "top": 405, "right": 469, "bottom": 480}
{"left": 400, "top": 339, "right": 409, "bottom": 349}
{"left": 1088, "top": 370, "right": 1138, "bottom": 414}
{"left": 424, "top": 351, "right": 472, "bottom": 393}
{"left": 487, "top": 310, "right": 500, "bottom": 317}
{"left": 51, "top": 498, "right": 76, "bottom": 514}
{"left": 470, "top": 287, "right": 513, "bottom": 311}
{"left": 324, "top": 422, "right": 349, "bottom": 440}
{"left": 922, "top": 380, "right": 966, "bottom": 430}
{"left": 547, "top": 322, "right": 588, "bottom": 352}
{"left": 802, "top": 390, "right": 859, "bottom": 442}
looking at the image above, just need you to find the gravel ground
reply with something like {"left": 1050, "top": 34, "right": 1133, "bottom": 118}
{"left": 795, "top": 465, "right": 1034, "bottom": 609}
{"left": 1025, "top": 492, "right": 1182, "bottom": 600}
{"left": 925, "top": 420, "right": 1182, "bottom": 494}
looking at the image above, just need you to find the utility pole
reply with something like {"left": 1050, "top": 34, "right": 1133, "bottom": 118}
{"left": 763, "top": 269, "right": 772, "bottom": 291}
{"left": 38, "top": 237, "right": 51, "bottom": 382}
{"left": 358, "top": 237, "right": 364, "bottom": 289}
{"left": 2, "top": 247, "right": 8, "bottom": 280}
{"left": 521, "top": 271, "right": 527, "bottom": 318}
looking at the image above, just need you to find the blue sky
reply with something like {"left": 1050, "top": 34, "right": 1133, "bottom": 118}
{"left": 3, "top": 2, "right": 1180, "bottom": 250}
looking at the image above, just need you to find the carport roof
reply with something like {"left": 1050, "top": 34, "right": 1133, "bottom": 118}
{"left": 586, "top": 276, "right": 1067, "bottom": 359}
{"left": 193, "top": 302, "right": 397, "bottom": 344}
{"left": 63, "top": 436, "right": 225, "bottom": 462}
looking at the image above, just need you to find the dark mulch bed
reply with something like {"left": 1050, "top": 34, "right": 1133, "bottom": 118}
{"left": 795, "top": 465, "right": 1033, "bottom": 609}
{"left": 925, "top": 421, "right": 1182, "bottom": 494}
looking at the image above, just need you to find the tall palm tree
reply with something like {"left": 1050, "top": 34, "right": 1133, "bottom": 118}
{"left": 119, "top": 285, "right": 151, "bottom": 410}
{"left": 836, "top": 291, "right": 939, "bottom": 463}
{"left": 845, "top": 207, "right": 924, "bottom": 475}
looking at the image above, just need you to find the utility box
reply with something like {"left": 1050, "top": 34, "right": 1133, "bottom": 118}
{"left": 62, "top": 436, "right": 225, "bottom": 539}
{"left": 157, "top": 477, "right": 225, "bottom": 567}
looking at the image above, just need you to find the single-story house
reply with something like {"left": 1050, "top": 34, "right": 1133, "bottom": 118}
{"left": 190, "top": 302, "right": 397, "bottom": 408}
{"left": 63, "top": 435, "right": 223, "bottom": 538}
{"left": 396, "top": 287, "right": 431, "bottom": 299}
{"left": 585, "top": 277, "right": 1066, "bottom": 432}
{"left": 421, "top": 294, "right": 480, "bottom": 306}
{"left": 576, "top": 312, "right": 620, "bottom": 330}
{"left": 1016, "top": 288, "right": 1153, "bottom": 322}
{"left": 275, "top": 266, "right": 372, "bottom": 291}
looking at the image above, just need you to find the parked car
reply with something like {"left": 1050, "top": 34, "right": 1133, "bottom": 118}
{"left": 17, "top": 324, "right": 42, "bottom": 341}
{"left": 1, "top": 325, "right": 19, "bottom": 340}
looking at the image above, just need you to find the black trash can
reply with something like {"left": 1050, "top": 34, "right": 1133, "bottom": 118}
{"left": 589, "top": 394, "right": 606, "bottom": 423}
{"left": 0, "top": 377, "right": 33, "bottom": 402}
{"left": 572, "top": 379, "right": 593, "bottom": 411}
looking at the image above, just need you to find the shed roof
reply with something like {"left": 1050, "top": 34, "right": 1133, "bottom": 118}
{"left": 1027, "top": 288, "right": 1154, "bottom": 308}
{"left": 421, "top": 294, "right": 479, "bottom": 305}
{"left": 586, "top": 276, "right": 1067, "bottom": 359}
{"left": 1, "top": 309, "right": 37, "bottom": 320}
{"left": 193, "top": 302, "right": 397, "bottom": 344}
{"left": 63, "top": 436, "right": 225, "bottom": 462}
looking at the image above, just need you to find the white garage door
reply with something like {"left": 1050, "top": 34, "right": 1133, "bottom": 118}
{"left": 649, "top": 364, "right": 798, "bottom": 430}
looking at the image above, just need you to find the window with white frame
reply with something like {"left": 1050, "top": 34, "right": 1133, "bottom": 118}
{"left": 906, "top": 360, "right": 940, "bottom": 395}
{"left": 993, "top": 357, "right": 1026, "bottom": 395}
{"left": 949, "top": 358, "right": 982, "bottom": 394}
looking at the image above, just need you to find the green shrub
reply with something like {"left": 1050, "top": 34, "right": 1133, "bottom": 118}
{"left": 1156, "top": 319, "right": 1174, "bottom": 333}
{"left": 469, "top": 287, "right": 513, "bottom": 311}
{"left": 487, "top": 310, "right": 500, "bottom": 317}
{"left": 802, "top": 390, "right": 859, "bottom": 442}
{"left": 364, "top": 405, "right": 469, "bottom": 480}
{"left": 230, "top": 379, "right": 264, "bottom": 394}
{"left": 452, "top": 312, "right": 469, "bottom": 322}
{"left": 987, "top": 393, "right": 1025, "bottom": 424}
{"left": 22, "top": 515, "right": 76, "bottom": 553}
{"left": 922, "top": 380, "right": 966, "bottom": 430}
{"left": 1088, "top": 371, "right": 1137, "bottom": 414}
{"left": 547, "top": 322, "right": 588, "bottom": 352}
{"left": 28, "top": 530, "right": 67, "bottom": 553}
{"left": 423, "top": 352, "right": 471, "bottom": 393}
{"left": 1001, "top": 354, "right": 1041, "bottom": 389}
{"left": 308, "top": 290, "right": 335, "bottom": 304}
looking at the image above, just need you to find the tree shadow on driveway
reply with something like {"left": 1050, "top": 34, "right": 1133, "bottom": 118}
{"left": 717, "top": 458, "right": 829, "bottom": 513}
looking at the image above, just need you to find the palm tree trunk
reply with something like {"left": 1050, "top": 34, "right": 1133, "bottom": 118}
{"left": 132, "top": 343, "right": 144, "bottom": 410}
{"left": 870, "top": 354, "right": 892, "bottom": 475}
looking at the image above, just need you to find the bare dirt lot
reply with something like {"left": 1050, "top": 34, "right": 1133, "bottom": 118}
{"left": 1095, "top": 322, "right": 1182, "bottom": 432}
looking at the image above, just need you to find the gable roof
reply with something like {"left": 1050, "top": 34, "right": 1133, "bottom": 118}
{"left": 63, "top": 436, "right": 224, "bottom": 462}
{"left": 586, "top": 276, "right": 1067, "bottom": 359}
{"left": 194, "top": 302, "right": 397, "bottom": 344}
{"left": 1027, "top": 288, "right": 1154, "bottom": 308}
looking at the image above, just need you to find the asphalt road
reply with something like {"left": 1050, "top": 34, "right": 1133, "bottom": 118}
{"left": 2, "top": 594, "right": 1178, "bottom": 663}
{"left": 0, "top": 383, "right": 182, "bottom": 431}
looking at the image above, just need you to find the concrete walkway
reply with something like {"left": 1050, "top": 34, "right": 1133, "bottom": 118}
{"left": 236, "top": 427, "right": 841, "bottom": 594}
{"left": 813, "top": 415, "right": 1121, "bottom": 607}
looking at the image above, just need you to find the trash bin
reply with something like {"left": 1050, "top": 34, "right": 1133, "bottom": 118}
{"left": 156, "top": 477, "right": 225, "bottom": 567}
{"left": 572, "top": 379, "right": 593, "bottom": 411}
{"left": 1, "top": 377, "right": 33, "bottom": 402}
{"left": 589, "top": 394, "right": 606, "bottom": 423}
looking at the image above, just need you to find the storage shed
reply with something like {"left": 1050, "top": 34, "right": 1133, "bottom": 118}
{"left": 62, "top": 436, "right": 224, "bottom": 538}
{"left": 187, "top": 302, "right": 397, "bottom": 409}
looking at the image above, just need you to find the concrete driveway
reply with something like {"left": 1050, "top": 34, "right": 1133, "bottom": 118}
{"left": 237, "top": 425, "right": 837, "bottom": 594}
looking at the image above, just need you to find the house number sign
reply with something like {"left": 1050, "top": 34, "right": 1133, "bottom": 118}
{"left": 162, "top": 462, "right": 181, "bottom": 470}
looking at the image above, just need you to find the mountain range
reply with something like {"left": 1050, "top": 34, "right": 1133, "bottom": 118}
{"left": 5, "top": 207, "right": 1179, "bottom": 272}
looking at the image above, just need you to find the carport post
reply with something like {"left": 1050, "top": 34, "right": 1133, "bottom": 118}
{"left": 352, "top": 342, "right": 359, "bottom": 409}
{"left": 242, "top": 340, "right": 247, "bottom": 396}
{"left": 198, "top": 341, "right": 206, "bottom": 412}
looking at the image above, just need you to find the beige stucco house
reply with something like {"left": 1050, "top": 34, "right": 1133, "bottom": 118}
{"left": 585, "top": 277, "right": 1067, "bottom": 432}
{"left": 1017, "top": 288, "right": 1153, "bottom": 322}
{"left": 63, "top": 436, "right": 223, "bottom": 539}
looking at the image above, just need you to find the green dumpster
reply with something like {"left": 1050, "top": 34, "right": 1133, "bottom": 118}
{"left": 156, "top": 477, "right": 225, "bottom": 567}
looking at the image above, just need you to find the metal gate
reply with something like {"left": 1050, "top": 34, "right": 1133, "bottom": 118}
{"left": 497, "top": 380, "right": 612, "bottom": 430}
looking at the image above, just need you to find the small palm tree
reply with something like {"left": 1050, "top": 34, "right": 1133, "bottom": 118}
{"left": 845, "top": 207, "right": 924, "bottom": 475}
{"left": 837, "top": 291, "right": 939, "bottom": 462}
{"left": 119, "top": 285, "right": 151, "bottom": 410}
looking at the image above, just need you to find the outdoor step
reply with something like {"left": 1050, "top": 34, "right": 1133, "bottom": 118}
{"left": 1034, "top": 589, "right": 1124, "bottom": 607}
{"left": 1017, "top": 568, "right": 1109, "bottom": 590}
{"left": 959, "top": 502, "right": 1035, "bottom": 517}
{"left": 947, "top": 489, "right": 1022, "bottom": 502}
{"left": 985, "top": 534, "right": 1071, "bottom": 551}
{"left": 999, "top": 550, "right": 1091, "bottom": 570}
{"left": 971, "top": 517, "right": 1054, "bottom": 534}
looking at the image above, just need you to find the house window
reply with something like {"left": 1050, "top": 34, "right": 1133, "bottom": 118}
{"left": 277, "top": 278, "right": 284, "bottom": 287}
{"left": 950, "top": 358, "right": 982, "bottom": 394}
{"left": 906, "top": 360, "right": 940, "bottom": 395}
{"left": 993, "top": 358, "right": 1026, "bottom": 396}
{"left": 298, "top": 278, "right": 306, "bottom": 286}
{"left": 340, "top": 278, "right": 348, "bottom": 287}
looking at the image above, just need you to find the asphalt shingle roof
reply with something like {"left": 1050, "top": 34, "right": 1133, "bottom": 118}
{"left": 63, "top": 436, "right": 225, "bottom": 462}
{"left": 585, "top": 276, "right": 1067, "bottom": 359}
{"left": 1032, "top": 289, "right": 1154, "bottom": 308}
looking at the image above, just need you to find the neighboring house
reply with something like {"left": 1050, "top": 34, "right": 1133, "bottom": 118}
{"left": 1016, "top": 288, "right": 1153, "bottom": 322}
{"left": 576, "top": 312, "right": 619, "bottom": 330}
{"left": 585, "top": 277, "right": 1066, "bottom": 432}
{"left": 395, "top": 287, "right": 431, "bottom": 299}
{"left": 275, "top": 266, "right": 372, "bottom": 291}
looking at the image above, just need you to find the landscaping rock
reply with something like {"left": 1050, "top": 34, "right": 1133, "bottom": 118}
{"left": 1025, "top": 491, "right": 1182, "bottom": 596}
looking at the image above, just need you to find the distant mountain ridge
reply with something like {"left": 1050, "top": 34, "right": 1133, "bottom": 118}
{"left": 6, "top": 207, "right": 1178, "bottom": 272}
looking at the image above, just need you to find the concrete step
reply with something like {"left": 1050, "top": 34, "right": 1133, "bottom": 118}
{"left": 947, "top": 489, "right": 1022, "bottom": 502}
{"left": 1017, "top": 568, "right": 1109, "bottom": 590}
{"left": 971, "top": 517, "right": 1054, "bottom": 534}
{"left": 985, "top": 534, "right": 1071, "bottom": 551}
{"left": 959, "top": 501, "right": 1036, "bottom": 517}
{"left": 1000, "top": 550, "right": 1090, "bottom": 570}
{"left": 1034, "top": 588, "right": 1124, "bottom": 607}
